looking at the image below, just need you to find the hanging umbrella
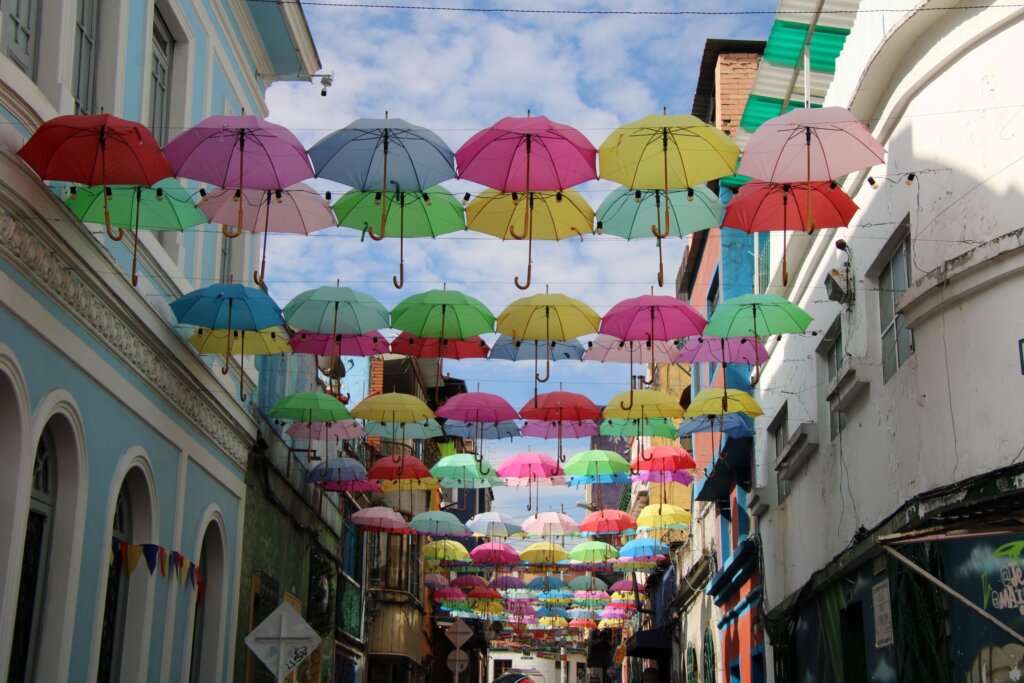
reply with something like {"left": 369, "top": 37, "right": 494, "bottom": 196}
{"left": 351, "top": 506, "right": 411, "bottom": 534}
{"left": 425, "top": 573, "right": 449, "bottom": 588}
{"left": 570, "top": 618, "right": 599, "bottom": 630}
{"left": 677, "top": 413, "right": 755, "bottom": 439}
{"left": 688, "top": 388, "right": 764, "bottom": 419}
{"left": 633, "top": 445, "right": 696, "bottom": 481}
{"left": 187, "top": 327, "right": 289, "bottom": 400}
{"left": 367, "top": 454, "right": 434, "bottom": 485}
{"left": 333, "top": 184, "right": 465, "bottom": 288}
{"left": 465, "top": 512, "right": 524, "bottom": 538}
{"left": 635, "top": 504, "right": 691, "bottom": 531}
{"left": 269, "top": 390, "right": 352, "bottom": 423}
{"left": 451, "top": 574, "right": 488, "bottom": 589}
{"left": 431, "top": 453, "right": 504, "bottom": 489}
{"left": 286, "top": 419, "right": 366, "bottom": 443}
{"left": 351, "top": 392, "right": 434, "bottom": 424}
{"left": 489, "top": 335, "right": 586, "bottom": 362}
{"left": 410, "top": 511, "right": 468, "bottom": 536}
{"left": 284, "top": 286, "right": 391, "bottom": 358}
{"left": 522, "top": 511, "right": 579, "bottom": 537}
{"left": 619, "top": 538, "right": 670, "bottom": 560}
{"left": 519, "top": 391, "right": 602, "bottom": 463}
{"left": 498, "top": 293, "right": 600, "bottom": 400}
{"left": 675, "top": 336, "right": 768, "bottom": 365}
{"left": 569, "top": 576, "right": 609, "bottom": 591}
{"left": 569, "top": 541, "right": 619, "bottom": 563}
{"left": 308, "top": 116, "right": 456, "bottom": 248}
{"left": 703, "top": 293, "right": 813, "bottom": 340}
{"left": 599, "top": 113, "right": 738, "bottom": 282}
{"left": 491, "top": 576, "right": 527, "bottom": 590}
{"left": 289, "top": 330, "right": 390, "bottom": 356}
{"left": 736, "top": 106, "right": 884, "bottom": 232}
{"left": 436, "top": 391, "right": 522, "bottom": 471}
{"left": 65, "top": 178, "right": 207, "bottom": 285}
{"left": 444, "top": 420, "right": 521, "bottom": 440}
{"left": 199, "top": 182, "right": 335, "bottom": 284}
{"left": 563, "top": 450, "right": 631, "bottom": 480}
{"left": 19, "top": 113, "right": 174, "bottom": 239}
{"left": 521, "top": 420, "right": 599, "bottom": 439}
{"left": 470, "top": 542, "right": 521, "bottom": 565}
{"left": 305, "top": 457, "right": 379, "bottom": 492}
{"left": 609, "top": 578, "right": 645, "bottom": 593}
{"left": 163, "top": 114, "right": 314, "bottom": 236}
{"left": 526, "top": 575, "right": 568, "bottom": 590}
{"left": 171, "top": 284, "right": 284, "bottom": 396}
{"left": 434, "top": 585, "right": 469, "bottom": 604}
{"left": 600, "top": 418, "right": 677, "bottom": 439}
{"left": 603, "top": 389, "right": 685, "bottom": 420}
{"left": 423, "top": 539, "right": 471, "bottom": 563}
{"left": 363, "top": 419, "right": 444, "bottom": 440}
{"left": 584, "top": 335, "right": 681, "bottom": 364}
{"left": 595, "top": 185, "right": 723, "bottom": 285}
{"left": 497, "top": 451, "right": 562, "bottom": 511}
{"left": 520, "top": 542, "right": 570, "bottom": 564}
{"left": 465, "top": 189, "right": 594, "bottom": 288}
{"left": 580, "top": 510, "right": 636, "bottom": 536}
{"left": 390, "top": 333, "right": 490, "bottom": 360}
{"left": 725, "top": 180, "right": 859, "bottom": 284}
{"left": 457, "top": 114, "right": 598, "bottom": 289}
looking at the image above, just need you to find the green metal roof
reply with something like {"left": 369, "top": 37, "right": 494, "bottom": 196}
{"left": 739, "top": 95, "right": 821, "bottom": 133}
{"left": 762, "top": 20, "right": 850, "bottom": 73}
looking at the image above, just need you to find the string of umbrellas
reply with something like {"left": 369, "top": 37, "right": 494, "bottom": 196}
{"left": 16, "top": 106, "right": 882, "bottom": 289}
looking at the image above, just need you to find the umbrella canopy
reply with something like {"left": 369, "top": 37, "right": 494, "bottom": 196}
{"left": 288, "top": 330, "right": 390, "bottom": 357}
{"left": 603, "top": 389, "right": 685, "bottom": 420}
{"left": 466, "top": 188, "right": 594, "bottom": 241}
{"left": 703, "top": 293, "right": 812, "bottom": 339}
{"left": 569, "top": 576, "right": 609, "bottom": 591}
{"left": 497, "top": 452, "right": 559, "bottom": 479}
{"left": 688, "top": 389, "right": 764, "bottom": 418}
{"left": 187, "top": 328, "right": 290, "bottom": 356}
{"left": 600, "top": 418, "right": 678, "bottom": 439}
{"left": 390, "top": 333, "right": 490, "bottom": 360}
{"left": 491, "top": 576, "right": 527, "bottom": 590}
{"left": 425, "top": 573, "right": 449, "bottom": 588}
{"left": 351, "top": 392, "right": 434, "bottom": 423}
{"left": 172, "top": 284, "right": 283, "bottom": 331}
{"left": 635, "top": 504, "right": 691, "bottom": 530}
{"left": 635, "top": 445, "right": 697, "bottom": 471}
{"left": 601, "top": 294, "right": 706, "bottom": 341}
{"left": 284, "top": 286, "right": 390, "bottom": 336}
{"left": 489, "top": 335, "right": 586, "bottom": 362}
{"left": 367, "top": 455, "right": 433, "bottom": 482}
{"left": 619, "top": 538, "right": 670, "bottom": 559}
{"left": 519, "top": 392, "right": 602, "bottom": 422}
{"left": 521, "top": 420, "right": 599, "bottom": 439}
{"left": 498, "top": 294, "right": 600, "bottom": 342}
{"left": 677, "top": 413, "right": 755, "bottom": 438}
{"left": 522, "top": 511, "right": 579, "bottom": 536}
{"left": 423, "top": 540, "right": 471, "bottom": 562}
{"left": 520, "top": 542, "right": 570, "bottom": 564}
{"left": 470, "top": 542, "right": 521, "bottom": 565}
{"left": 351, "top": 506, "right": 410, "bottom": 533}
{"left": 675, "top": 336, "right": 768, "bottom": 365}
{"left": 569, "top": 541, "right": 619, "bottom": 563}
{"left": 570, "top": 618, "right": 599, "bottom": 629}
{"left": 451, "top": 574, "right": 488, "bottom": 589}
{"left": 305, "top": 457, "right": 378, "bottom": 492}
{"left": 430, "top": 453, "right": 502, "bottom": 485}
{"left": 563, "top": 450, "right": 631, "bottom": 478}
{"left": 736, "top": 106, "right": 885, "bottom": 185}
{"left": 583, "top": 335, "right": 680, "bottom": 364}
{"left": 465, "top": 512, "right": 524, "bottom": 538}
{"left": 333, "top": 185, "right": 465, "bottom": 288}
{"left": 409, "top": 511, "right": 467, "bottom": 536}
{"left": 436, "top": 392, "right": 520, "bottom": 423}
{"left": 363, "top": 419, "right": 444, "bottom": 440}
{"left": 609, "top": 578, "right": 645, "bottom": 592}
{"left": 580, "top": 510, "right": 637, "bottom": 536}
{"left": 391, "top": 289, "right": 495, "bottom": 339}
{"left": 286, "top": 420, "right": 366, "bottom": 442}
{"left": 526, "top": 576, "right": 568, "bottom": 590}
{"left": 444, "top": 420, "right": 521, "bottom": 440}
{"left": 268, "top": 391, "right": 352, "bottom": 423}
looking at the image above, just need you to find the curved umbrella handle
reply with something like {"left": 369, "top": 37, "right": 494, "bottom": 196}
{"left": 106, "top": 224, "right": 125, "bottom": 241}
{"left": 650, "top": 222, "right": 670, "bottom": 239}
{"left": 102, "top": 187, "right": 124, "bottom": 241}
{"left": 514, "top": 262, "right": 532, "bottom": 290}
{"left": 222, "top": 222, "right": 243, "bottom": 238}
{"left": 618, "top": 388, "right": 635, "bottom": 412}
{"left": 367, "top": 222, "right": 386, "bottom": 241}
{"left": 535, "top": 355, "right": 551, "bottom": 383}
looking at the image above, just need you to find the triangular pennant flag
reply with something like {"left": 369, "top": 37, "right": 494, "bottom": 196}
{"left": 159, "top": 547, "right": 167, "bottom": 577}
{"left": 125, "top": 544, "right": 144, "bottom": 575}
{"left": 142, "top": 544, "right": 159, "bottom": 575}
{"left": 119, "top": 539, "right": 128, "bottom": 567}
{"left": 179, "top": 556, "right": 188, "bottom": 587}
{"left": 169, "top": 551, "right": 180, "bottom": 579}
{"left": 188, "top": 563, "right": 196, "bottom": 588}
{"left": 196, "top": 577, "right": 205, "bottom": 608}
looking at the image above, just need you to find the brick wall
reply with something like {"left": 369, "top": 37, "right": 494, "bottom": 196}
{"left": 714, "top": 52, "right": 761, "bottom": 138}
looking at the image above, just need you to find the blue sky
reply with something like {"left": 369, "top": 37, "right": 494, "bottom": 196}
{"left": 263, "top": 0, "right": 776, "bottom": 521}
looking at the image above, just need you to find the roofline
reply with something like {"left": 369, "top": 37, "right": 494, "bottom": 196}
{"left": 690, "top": 38, "right": 766, "bottom": 120}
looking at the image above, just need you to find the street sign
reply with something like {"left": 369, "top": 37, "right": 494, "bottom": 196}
{"left": 445, "top": 618, "right": 473, "bottom": 648}
{"left": 447, "top": 649, "right": 469, "bottom": 674}
{"left": 245, "top": 602, "right": 321, "bottom": 682}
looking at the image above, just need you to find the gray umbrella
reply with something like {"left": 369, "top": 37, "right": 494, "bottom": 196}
{"left": 488, "top": 334, "right": 586, "bottom": 362}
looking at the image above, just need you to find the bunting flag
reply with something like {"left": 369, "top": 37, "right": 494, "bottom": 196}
{"left": 106, "top": 537, "right": 201, "bottom": 594}
{"left": 142, "top": 544, "right": 160, "bottom": 574}
{"left": 125, "top": 545, "right": 144, "bottom": 574}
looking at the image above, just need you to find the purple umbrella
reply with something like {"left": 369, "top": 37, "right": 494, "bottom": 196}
{"left": 521, "top": 420, "right": 599, "bottom": 439}
{"left": 674, "top": 336, "right": 768, "bottom": 364}
{"left": 634, "top": 470, "right": 694, "bottom": 486}
{"left": 163, "top": 114, "right": 313, "bottom": 236}
{"left": 435, "top": 391, "right": 521, "bottom": 423}
{"left": 289, "top": 330, "right": 390, "bottom": 356}
{"left": 490, "top": 575, "right": 526, "bottom": 590}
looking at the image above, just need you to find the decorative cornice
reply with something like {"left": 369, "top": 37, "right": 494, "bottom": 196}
{"left": 0, "top": 211, "right": 253, "bottom": 468}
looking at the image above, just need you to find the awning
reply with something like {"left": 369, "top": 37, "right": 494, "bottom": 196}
{"left": 706, "top": 537, "right": 759, "bottom": 606}
{"left": 694, "top": 437, "right": 753, "bottom": 503}
{"left": 626, "top": 628, "right": 673, "bottom": 659}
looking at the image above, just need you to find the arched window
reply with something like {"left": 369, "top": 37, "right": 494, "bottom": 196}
{"left": 189, "top": 520, "right": 225, "bottom": 683}
{"left": 702, "top": 628, "right": 717, "bottom": 683}
{"left": 8, "top": 426, "right": 58, "bottom": 681}
{"left": 97, "top": 486, "right": 132, "bottom": 683}
{"left": 686, "top": 642, "right": 698, "bottom": 683}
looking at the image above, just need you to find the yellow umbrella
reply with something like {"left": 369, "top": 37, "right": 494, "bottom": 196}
{"left": 378, "top": 477, "right": 439, "bottom": 492}
{"left": 599, "top": 113, "right": 738, "bottom": 237}
{"left": 648, "top": 481, "right": 691, "bottom": 508}
{"left": 497, "top": 292, "right": 600, "bottom": 398}
{"left": 540, "top": 616, "right": 569, "bottom": 628}
{"left": 351, "top": 391, "right": 435, "bottom": 423}
{"left": 636, "top": 503, "right": 691, "bottom": 530}
{"left": 188, "top": 327, "right": 291, "bottom": 401}
{"left": 688, "top": 388, "right": 764, "bottom": 418}
{"left": 520, "top": 541, "right": 569, "bottom": 564}
{"left": 598, "top": 618, "right": 625, "bottom": 629}
{"left": 603, "top": 389, "right": 685, "bottom": 420}
{"left": 467, "top": 188, "right": 594, "bottom": 290}
{"left": 423, "top": 539, "right": 470, "bottom": 562}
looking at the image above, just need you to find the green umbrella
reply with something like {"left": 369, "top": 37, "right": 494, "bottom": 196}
{"left": 431, "top": 453, "right": 504, "bottom": 485}
{"left": 65, "top": 179, "right": 207, "bottom": 286}
{"left": 569, "top": 576, "right": 609, "bottom": 591}
{"left": 283, "top": 286, "right": 390, "bottom": 338}
{"left": 409, "top": 511, "right": 467, "bottom": 536}
{"left": 600, "top": 418, "right": 678, "bottom": 439}
{"left": 268, "top": 391, "right": 353, "bottom": 423}
{"left": 569, "top": 541, "right": 619, "bottom": 563}
{"left": 702, "top": 293, "right": 813, "bottom": 339}
{"left": 363, "top": 419, "right": 444, "bottom": 440}
{"left": 563, "top": 450, "right": 631, "bottom": 478}
{"left": 391, "top": 288, "right": 495, "bottom": 399}
{"left": 595, "top": 186, "right": 723, "bottom": 286}
{"left": 333, "top": 185, "right": 465, "bottom": 288}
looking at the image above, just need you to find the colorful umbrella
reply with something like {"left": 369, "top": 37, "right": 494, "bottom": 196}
{"left": 569, "top": 576, "right": 609, "bottom": 591}
{"left": 425, "top": 573, "right": 449, "bottom": 588}
{"left": 595, "top": 185, "right": 723, "bottom": 285}
{"left": 520, "top": 542, "right": 570, "bottom": 564}
{"left": 688, "top": 388, "right": 763, "bottom": 419}
{"left": 569, "top": 541, "right": 619, "bottom": 563}
{"left": 491, "top": 576, "right": 527, "bottom": 590}
{"left": 451, "top": 574, "right": 488, "bottom": 589}
{"left": 390, "top": 333, "right": 490, "bottom": 360}
{"left": 333, "top": 184, "right": 464, "bottom": 287}
{"left": 436, "top": 392, "right": 520, "bottom": 424}
{"left": 444, "top": 420, "right": 521, "bottom": 440}
{"left": 675, "top": 336, "right": 768, "bottom": 365}
{"left": 351, "top": 506, "right": 410, "bottom": 534}
{"left": 268, "top": 390, "right": 352, "bottom": 423}
{"left": 634, "top": 444, "right": 696, "bottom": 482}
{"left": 423, "top": 540, "right": 471, "bottom": 563}
{"left": 465, "top": 512, "right": 523, "bottom": 538}
{"left": 702, "top": 293, "right": 813, "bottom": 340}
{"left": 466, "top": 189, "right": 594, "bottom": 288}
{"left": 286, "top": 419, "right": 366, "bottom": 443}
{"left": 305, "top": 457, "right": 378, "bottom": 492}
{"left": 520, "top": 391, "right": 602, "bottom": 462}
{"left": 363, "top": 419, "right": 443, "bottom": 440}
{"left": 65, "top": 179, "right": 206, "bottom": 284}
{"left": 351, "top": 392, "right": 434, "bottom": 424}
{"left": 603, "top": 389, "right": 685, "bottom": 420}
{"left": 619, "top": 538, "right": 670, "bottom": 560}
{"left": 583, "top": 335, "right": 680, "bottom": 364}
{"left": 283, "top": 286, "right": 391, "bottom": 362}
{"left": 288, "top": 330, "right": 390, "bottom": 357}
{"left": 521, "top": 420, "right": 599, "bottom": 439}
{"left": 489, "top": 335, "right": 586, "bottom": 362}
{"left": 163, "top": 114, "right": 314, "bottom": 235}
{"left": 677, "top": 413, "right": 754, "bottom": 439}
{"left": 19, "top": 113, "right": 173, "bottom": 239}
{"left": 599, "top": 418, "right": 678, "bottom": 439}
{"left": 367, "top": 454, "right": 433, "bottom": 483}
{"left": 635, "top": 504, "right": 691, "bottom": 530}
{"left": 409, "top": 511, "right": 467, "bottom": 536}
{"left": 522, "top": 511, "right": 579, "bottom": 537}
{"left": 199, "top": 182, "right": 335, "bottom": 284}
{"left": 580, "top": 510, "right": 636, "bottom": 536}
{"left": 526, "top": 576, "right": 568, "bottom": 590}
{"left": 470, "top": 542, "right": 521, "bottom": 565}
{"left": 188, "top": 327, "right": 290, "bottom": 401}
{"left": 563, "top": 450, "right": 631, "bottom": 479}
{"left": 497, "top": 451, "right": 563, "bottom": 511}
{"left": 431, "top": 453, "right": 504, "bottom": 489}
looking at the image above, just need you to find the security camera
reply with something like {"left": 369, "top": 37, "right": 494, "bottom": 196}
{"left": 824, "top": 269, "right": 852, "bottom": 304}
{"left": 319, "top": 71, "right": 334, "bottom": 97}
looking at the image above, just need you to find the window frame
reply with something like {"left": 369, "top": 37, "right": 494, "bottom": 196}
{"left": 72, "top": 0, "right": 100, "bottom": 114}
{"left": 877, "top": 230, "right": 914, "bottom": 382}
{"left": 2, "top": 0, "right": 40, "bottom": 76}
{"left": 149, "top": 7, "right": 174, "bottom": 146}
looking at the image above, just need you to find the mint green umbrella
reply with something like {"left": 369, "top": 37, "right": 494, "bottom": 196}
{"left": 363, "top": 419, "right": 444, "bottom": 440}
{"left": 65, "top": 179, "right": 207, "bottom": 286}
{"left": 703, "top": 293, "right": 812, "bottom": 339}
{"left": 409, "top": 511, "right": 467, "bottom": 536}
{"left": 283, "top": 286, "right": 390, "bottom": 337}
{"left": 600, "top": 418, "right": 678, "bottom": 439}
{"left": 333, "top": 185, "right": 465, "bottom": 288}
{"left": 431, "top": 453, "right": 504, "bottom": 487}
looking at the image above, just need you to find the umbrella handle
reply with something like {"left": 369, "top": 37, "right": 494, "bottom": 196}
{"left": 657, "top": 240, "right": 665, "bottom": 287}
{"left": 102, "top": 187, "right": 125, "bottom": 241}
{"left": 650, "top": 222, "right": 670, "bottom": 239}
{"left": 618, "top": 388, "right": 635, "bottom": 411}
{"left": 131, "top": 224, "right": 141, "bottom": 287}
{"left": 253, "top": 193, "right": 271, "bottom": 286}
{"left": 222, "top": 223, "right": 242, "bottom": 238}
{"left": 535, "top": 356, "right": 550, "bottom": 383}
{"left": 392, "top": 256, "right": 404, "bottom": 289}
{"left": 515, "top": 227, "right": 533, "bottom": 290}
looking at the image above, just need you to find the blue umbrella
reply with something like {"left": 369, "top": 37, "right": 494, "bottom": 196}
{"left": 465, "top": 511, "right": 523, "bottom": 537}
{"left": 488, "top": 335, "right": 586, "bottom": 362}
{"left": 566, "top": 473, "right": 632, "bottom": 487}
{"left": 363, "top": 419, "right": 444, "bottom": 440}
{"left": 535, "top": 605, "right": 570, "bottom": 619}
{"left": 619, "top": 538, "right": 669, "bottom": 560}
{"left": 527, "top": 575, "right": 567, "bottom": 590}
{"left": 569, "top": 576, "right": 609, "bottom": 591}
{"left": 677, "top": 412, "right": 754, "bottom": 438}
{"left": 305, "top": 457, "right": 377, "bottom": 492}
{"left": 443, "top": 420, "right": 521, "bottom": 440}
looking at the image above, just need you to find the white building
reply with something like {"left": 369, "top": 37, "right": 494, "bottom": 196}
{"left": 745, "top": 2, "right": 1024, "bottom": 681}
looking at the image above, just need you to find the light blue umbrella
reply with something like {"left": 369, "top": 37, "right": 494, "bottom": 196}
{"left": 465, "top": 511, "right": 523, "bottom": 537}
{"left": 305, "top": 457, "right": 377, "bottom": 492}
{"left": 619, "top": 538, "right": 669, "bottom": 561}
{"left": 443, "top": 420, "right": 521, "bottom": 440}
{"left": 566, "top": 473, "right": 632, "bottom": 487}
{"left": 410, "top": 511, "right": 468, "bottom": 536}
{"left": 527, "top": 575, "right": 567, "bottom": 590}
{"left": 171, "top": 283, "right": 283, "bottom": 331}
{"left": 488, "top": 335, "right": 586, "bottom": 362}
{"left": 677, "top": 412, "right": 754, "bottom": 438}
{"left": 363, "top": 419, "right": 444, "bottom": 440}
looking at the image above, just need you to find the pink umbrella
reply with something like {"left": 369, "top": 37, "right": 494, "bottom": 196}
{"left": 199, "top": 182, "right": 335, "bottom": 284}
{"left": 390, "top": 333, "right": 491, "bottom": 360}
{"left": 163, "top": 114, "right": 314, "bottom": 237}
{"left": 490, "top": 575, "right": 526, "bottom": 590}
{"left": 600, "top": 608, "right": 629, "bottom": 620}
{"left": 289, "top": 330, "right": 390, "bottom": 357}
{"left": 498, "top": 451, "right": 564, "bottom": 511}
{"left": 584, "top": 334, "right": 679, "bottom": 364}
{"left": 351, "top": 506, "right": 410, "bottom": 533}
{"left": 286, "top": 419, "right": 366, "bottom": 442}
{"left": 456, "top": 114, "right": 598, "bottom": 289}
{"left": 451, "top": 574, "right": 488, "bottom": 589}
{"left": 436, "top": 391, "right": 521, "bottom": 423}
{"left": 520, "top": 391, "right": 602, "bottom": 462}
{"left": 470, "top": 542, "right": 521, "bottom": 565}
{"left": 507, "top": 602, "right": 536, "bottom": 615}
{"left": 635, "top": 470, "right": 694, "bottom": 486}
{"left": 425, "top": 573, "right": 449, "bottom": 588}
{"left": 434, "top": 586, "right": 468, "bottom": 603}
{"left": 609, "top": 578, "right": 646, "bottom": 592}
{"left": 600, "top": 294, "right": 706, "bottom": 410}
{"left": 522, "top": 511, "right": 579, "bottom": 537}
{"left": 521, "top": 420, "right": 599, "bottom": 439}
{"left": 674, "top": 336, "right": 768, "bottom": 365}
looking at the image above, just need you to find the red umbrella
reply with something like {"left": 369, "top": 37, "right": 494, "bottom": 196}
{"left": 18, "top": 113, "right": 173, "bottom": 239}
{"left": 724, "top": 180, "right": 859, "bottom": 284}
{"left": 520, "top": 391, "right": 602, "bottom": 462}
{"left": 580, "top": 509, "right": 637, "bottom": 536}
{"left": 634, "top": 445, "right": 696, "bottom": 471}
{"left": 367, "top": 455, "right": 431, "bottom": 481}
{"left": 390, "top": 333, "right": 490, "bottom": 360}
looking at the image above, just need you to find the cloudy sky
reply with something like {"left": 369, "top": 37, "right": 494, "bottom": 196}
{"left": 263, "top": 0, "right": 776, "bottom": 522}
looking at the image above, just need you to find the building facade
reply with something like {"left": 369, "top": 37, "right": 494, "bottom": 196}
{"left": 0, "top": 1, "right": 318, "bottom": 680}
